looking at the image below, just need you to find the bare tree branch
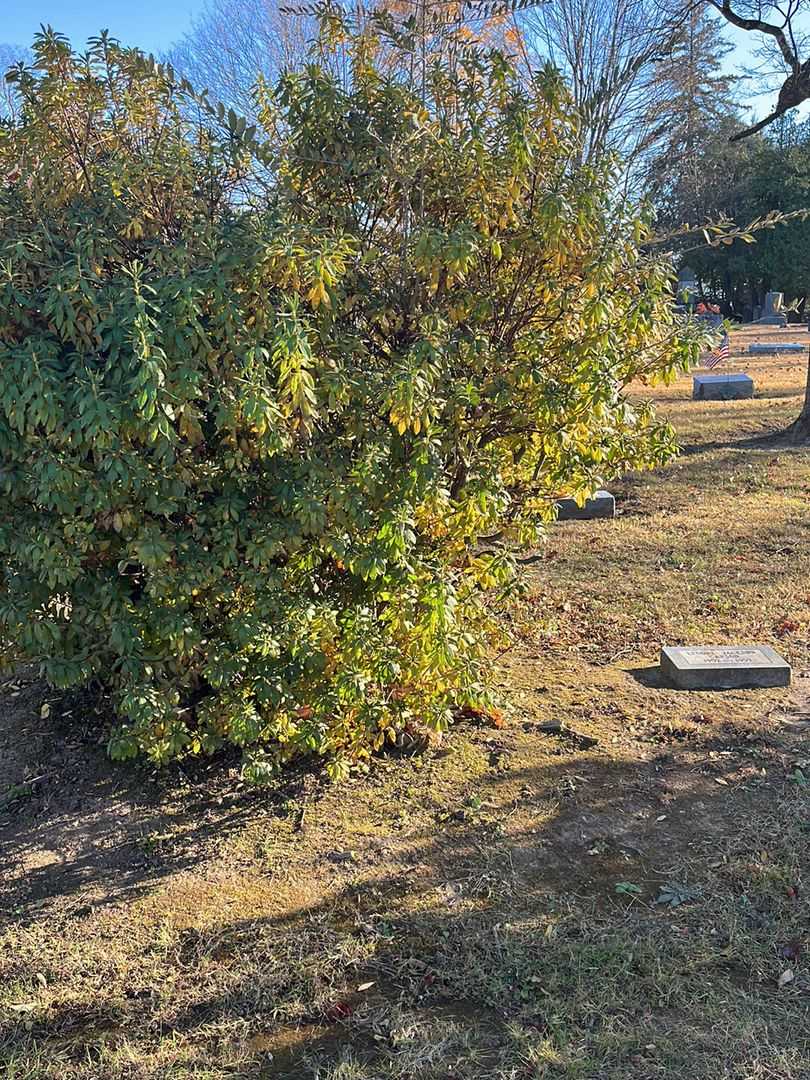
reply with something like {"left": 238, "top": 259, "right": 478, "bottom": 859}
{"left": 707, "top": 0, "right": 798, "bottom": 70}
{"left": 515, "top": 0, "right": 692, "bottom": 171}
{"left": 709, "top": 0, "right": 810, "bottom": 140}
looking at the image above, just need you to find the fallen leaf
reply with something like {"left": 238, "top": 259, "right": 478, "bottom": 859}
{"left": 777, "top": 969, "right": 794, "bottom": 989}
{"left": 323, "top": 1000, "right": 354, "bottom": 1022}
{"left": 781, "top": 939, "right": 802, "bottom": 962}
{"left": 40, "top": 703, "right": 50, "bottom": 720}
{"left": 356, "top": 981, "right": 375, "bottom": 992}
{"left": 615, "top": 881, "right": 642, "bottom": 896}
{"left": 459, "top": 704, "right": 505, "bottom": 729}
{"left": 655, "top": 883, "right": 702, "bottom": 909}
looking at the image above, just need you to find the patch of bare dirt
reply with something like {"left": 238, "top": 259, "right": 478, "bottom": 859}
{"left": 0, "top": 672, "right": 285, "bottom": 920}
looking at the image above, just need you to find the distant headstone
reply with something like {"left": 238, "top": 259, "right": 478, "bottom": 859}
{"left": 556, "top": 490, "right": 615, "bottom": 521}
{"left": 677, "top": 267, "right": 698, "bottom": 305}
{"left": 692, "top": 373, "right": 753, "bottom": 400}
{"left": 749, "top": 342, "right": 805, "bottom": 354}
{"left": 758, "top": 292, "right": 788, "bottom": 326}
{"left": 660, "top": 645, "right": 791, "bottom": 690}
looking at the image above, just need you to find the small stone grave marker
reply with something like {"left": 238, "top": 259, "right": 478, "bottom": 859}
{"left": 677, "top": 267, "right": 698, "bottom": 305}
{"left": 692, "top": 373, "right": 753, "bottom": 400}
{"left": 660, "top": 645, "right": 791, "bottom": 690}
{"left": 556, "top": 490, "right": 615, "bottom": 521}
{"left": 758, "top": 292, "right": 788, "bottom": 326}
{"left": 749, "top": 342, "right": 805, "bottom": 355}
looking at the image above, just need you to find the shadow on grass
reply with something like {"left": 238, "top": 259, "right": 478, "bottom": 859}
{"left": 2, "top": 730, "right": 807, "bottom": 1078}
{"left": 0, "top": 682, "right": 323, "bottom": 924}
{"left": 678, "top": 426, "right": 808, "bottom": 457}
{"left": 626, "top": 665, "right": 667, "bottom": 688}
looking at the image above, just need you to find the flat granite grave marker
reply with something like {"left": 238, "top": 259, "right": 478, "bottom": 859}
{"left": 692, "top": 373, "right": 753, "bottom": 400}
{"left": 556, "top": 490, "right": 615, "bottom": 521}
{"left": 749, "top": 342, "right": 806, "bottom": 355}
{"left": 660, "top": 645, "right": 791, "bottom": 690}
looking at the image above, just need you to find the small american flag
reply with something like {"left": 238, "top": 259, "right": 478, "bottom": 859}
{"left": 704, "top": 332, "right": 730, "bottom": 370}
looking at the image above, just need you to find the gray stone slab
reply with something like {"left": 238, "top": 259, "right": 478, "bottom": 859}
{"left": 556, "top": 490, "right": 615, "bottom": 521}
{"left": 757, "top": 314, "right": 788, "bottom": 327}
{"left": 692, "top": 373, "right": 753, "bottom": 400}
{"left": 749, "top": 342, "right": 806, "bottom": 354}
{"left": 677, "top": 269, "right": 697, "bottom": 304}
{"left": 660, "top": 645, "right": 791, "bottom": 690}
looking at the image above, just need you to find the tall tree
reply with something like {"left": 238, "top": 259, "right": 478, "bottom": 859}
{"left": 643, "top": 6, "right": 739, "bottom": 222}
{"left": 514, "top": 0, "right": 689, "bottom": 170}
{"left": 672, "top": 128, "right": 793, "bottom": 301}
{"left": 167, "top": 0, "right": 509, "bottom": 120}
{"left": 166, "top": 0, "right": 313, "bottom": 118}
{"left": 0, "top": 44, "right": 33, "bottom": 120}
{"left": 706, "top": 0, "right": 810, "bottom": 440}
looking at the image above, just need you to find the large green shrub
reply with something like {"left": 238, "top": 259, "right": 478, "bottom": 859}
{"left": 0, "top": 21, "right": 703, "bottom": 780}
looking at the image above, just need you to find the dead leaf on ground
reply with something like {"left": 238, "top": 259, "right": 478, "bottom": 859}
{"left": 458, "top": 704, "right": 505, "bottom": 729}
{"left": 780, "top": 940, "right": 802, "bottom": 962}
{"left": 655, "top": 883, "right": 702, "bottom": 909}
{"left": 322, "top": 1000, "right": 354, "bottom": 1022}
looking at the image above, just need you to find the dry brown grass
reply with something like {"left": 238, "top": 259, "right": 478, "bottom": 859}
{"left": 1, "top": 326, "right": 809, "bottom": 1079}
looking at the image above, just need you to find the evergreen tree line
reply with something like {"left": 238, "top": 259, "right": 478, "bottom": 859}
{"left": 645, "top": 10, "right": 810, "bottom": 321}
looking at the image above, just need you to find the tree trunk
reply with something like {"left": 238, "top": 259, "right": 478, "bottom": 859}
{"left": 788, "top": 350, "right": 810, "bottom": 442}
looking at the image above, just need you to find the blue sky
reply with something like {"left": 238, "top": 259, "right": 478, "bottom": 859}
{"left": 0, "top": 0, "right": 799, "bottom": 125}
{"left": 2, "top": 0, "right": 208, "bottom": 55}
{"left": 0, "top": 0, "right": 764, "bottom": 60}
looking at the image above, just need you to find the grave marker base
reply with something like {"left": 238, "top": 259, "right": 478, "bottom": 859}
{"left": 660, "top": 645, "right": 791, "bottom": 690}
{"left": 693, "top": 373, "right": 753, "bottom": 400}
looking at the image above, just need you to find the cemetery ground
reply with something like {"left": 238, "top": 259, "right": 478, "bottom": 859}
{"left": 1, "top": 326, "right": 809, "bottom": 1080}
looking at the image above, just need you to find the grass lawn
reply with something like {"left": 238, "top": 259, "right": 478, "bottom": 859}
{"left": 1, "top": 325, "right": 809, "bottom": 1079}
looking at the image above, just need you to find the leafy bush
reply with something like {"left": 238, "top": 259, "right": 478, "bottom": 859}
{"left": 0, "top": 21, "right": 703, "bottom": 780}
